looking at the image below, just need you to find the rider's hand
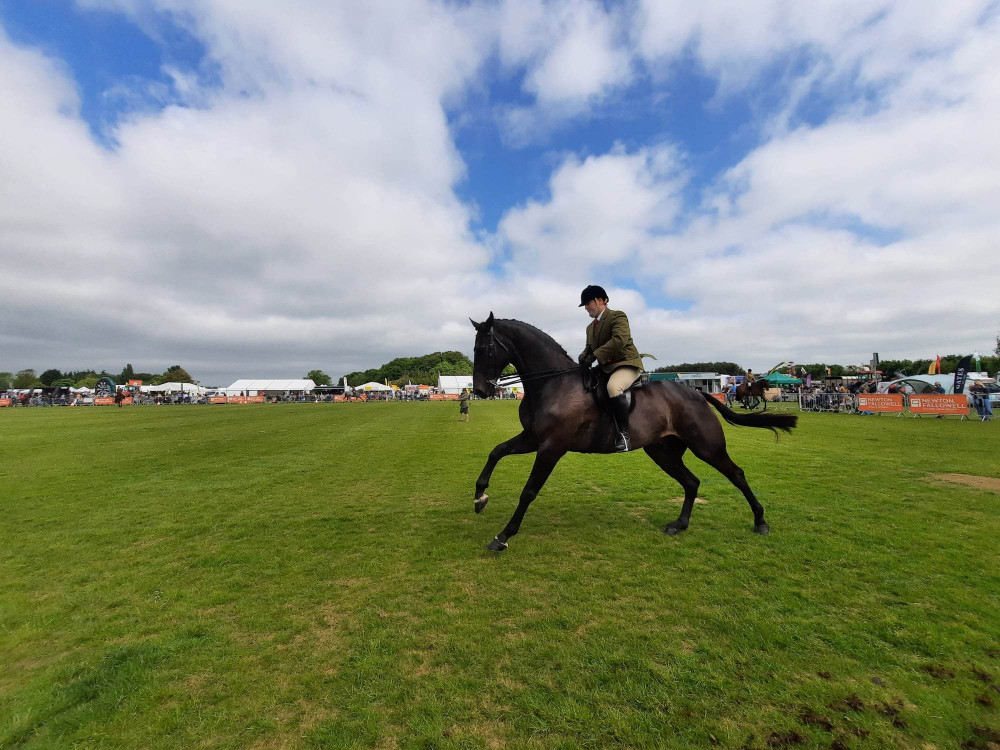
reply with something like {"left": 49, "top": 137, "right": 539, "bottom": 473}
{"left": 578, "top": 351, "right": 595, "bottom": 368}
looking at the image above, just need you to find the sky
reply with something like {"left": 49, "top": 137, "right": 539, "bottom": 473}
{"left": 1, "top": 0, "right": 999, "bottom": 386}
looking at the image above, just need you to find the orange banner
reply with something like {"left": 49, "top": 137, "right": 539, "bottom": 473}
{"left": 228, "top": 396, "right": 247, "bottom": 404}
{"left": 210, "top": 396, "right": 228, "bottom": 404}
{"left": 857, "top": 394, "right": 904, "bottom": 412}
{"left": 429, "top": 393, "right": 446, "bottom": 400}
{"left": 246, "top": 395, "right": 265, "bottom": 403}
{"left": 127, "top": 379, "right": 143, "bottom": 386}
{"left": 711, "top": 392, "right": 725, "bottom": 403}
{"left": 333, "top": 395, "right": 346, "bottom": 402}
{"left": 120, "top": 397, "right": 133, "bottom": 405}
{"left": 908, "top": 394, "right": 969, "bottom": 415}
{"left": 94, "top": 397, "right": 115, "bottom": 405}
{"left": 0, "top": 398, "right": 11, "bottom": 407}
{"left": 443, "top": 394, "right": 460, "bottom": 400}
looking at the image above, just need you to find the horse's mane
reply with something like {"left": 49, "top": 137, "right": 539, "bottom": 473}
{"left": 498, "top": 318, "right": 573, "bottom": 361}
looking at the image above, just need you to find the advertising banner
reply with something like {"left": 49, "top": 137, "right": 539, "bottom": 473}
{"left": 333, "top": 395, "right": 346, "bottom": 402}
{"left": 94, "top": 397, "right": 115, "bottom": 405}
{"left": 0, "top": 398, "right": 11, "bottom": 407}
{"left": 127, "top": 379, "right": 143, "bottom": 386}
{"left": 210, "top": 396, "right": 228, "bottom": 404}
{"left": 908, "top": 394, "right": 969, "bottom": 415}
{"left": 429, "top": 394, "right": 446, "bottom": 400}
{"left": 856, "top": 394, "right": 904, "bottom": 412}
{"left": 228, "top": 396, "right": 247, "bottom": 404}
{"left": 120, "top": 397, "right": 134, "bottom": 405}
{"left": 952, "top": 355, "right": 973, "bottom": 396}
{"left": 246, "top": 396, "right": 265, "bottom": 403}
{"left": 711, "top": 393, "right": 726, "bottom": 403}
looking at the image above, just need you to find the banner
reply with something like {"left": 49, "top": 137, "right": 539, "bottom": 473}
{"left": 210, "top": 396, "right": 228, "bottom": 404}
{"left": 952, "top": 355, "right": 973, "bottom": 396}
{"left": 927, "top": 355, "right": 940, "bottom": 375}
{"left": 246, "top": 395, "right": 265, "bottom": 403}
{"left": 333, "top": 395, "right": 346, "bottom": 402}
{"left": 94, "top": 397, "right": 115, "bottom": 405}
{"left": 856, "top": 394, "right": 904, "bottom": 413}
{"left": 711, "top": 392, "right": 726, "bottom": 403}
{"left": 0, "top": 398, "right": 10, "bottom": 407}
{"left": 120, "top": 397, "right": 134, "bottom": 405}
{"left": 228, "top": 396, "right": 247, "bottom": 404}
{"left": 429, "top": 393, "right": 446, "bottom": 400}
{"left": 908, "top": 394, "right": 968, "bottom": 415}
{"left": 127, "top": 379, "right": 143, "bottom": 386}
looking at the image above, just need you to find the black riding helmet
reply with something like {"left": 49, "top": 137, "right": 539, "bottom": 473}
{"left": 578, "top": 284, "right": 609, "bottom": 307}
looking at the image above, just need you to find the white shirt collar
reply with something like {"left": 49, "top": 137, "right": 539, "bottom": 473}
{"left": 595, "top": 308, "right": 606, "bottom": 322}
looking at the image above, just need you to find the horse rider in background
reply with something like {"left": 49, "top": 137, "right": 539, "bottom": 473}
{"left": 576, "top": 285, "right": 644, "bottom": 452}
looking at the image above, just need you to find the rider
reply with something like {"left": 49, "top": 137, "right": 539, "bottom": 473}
{"left": 746, "top": 368, "right": 755, "bottom": 384}
{"left": 576, "top": 284, "right": 643, "bottom": 452}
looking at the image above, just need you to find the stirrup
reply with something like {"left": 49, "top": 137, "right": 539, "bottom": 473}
{"left": 615, "top": 431, "right": 631, "bottom": 452}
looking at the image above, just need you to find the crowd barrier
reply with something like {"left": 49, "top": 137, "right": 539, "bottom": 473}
{"left": 799, "top": 392, "right": 979, "bottom": 420}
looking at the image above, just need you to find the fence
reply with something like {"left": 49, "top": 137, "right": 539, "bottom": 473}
{"left": 798, "top": 392, "right": 981, "bottom": 420}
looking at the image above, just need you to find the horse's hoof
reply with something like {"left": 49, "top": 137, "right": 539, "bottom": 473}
{"left": 487, "top": 536, "right": 508, "bottom": 552}
{"left": 754, "top": 523, "right": 770, "bottom": 535}
{"left": 474, "top": 494, "right": 489, "bottom": 514}
{"left": 663, "top": 524, "right": 686, "bottom": 535}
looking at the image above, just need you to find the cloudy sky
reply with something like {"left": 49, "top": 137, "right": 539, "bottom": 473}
{"left": 2, "top": 1, "right": 998, "bottom": 385}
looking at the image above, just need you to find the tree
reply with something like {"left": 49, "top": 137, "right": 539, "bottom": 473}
{"left": 306, "top": 369, "right": 332, "bottom": 386}
{"left": 117, "top": 363, "right": 135, "bottom": 384}
{"left": 52, "top": 378, "right": 75, "bottom": 387}
{"left": 653, "top": 361, "right": 744, "bottom": 375}
{"left": 39, "top": 368, "right": 63, "bottom": 385}
{"left": 0, "top": 372, "right": 12, "bottom": 391}
{"left": 342, "top": 351, "right": 474, "bottom": 387}
{"left": 75, "top": 376, "right": 98, "bottom": 389}
{"left": 161, "top": 365, "right": 194, "bottom": 383}
{"left": 12, "top": 369, "right": 37, "bottom": 388}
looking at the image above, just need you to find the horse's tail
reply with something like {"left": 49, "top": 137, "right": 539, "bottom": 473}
{"left": 701, "top": 391, "right": 797, "bottom": 435}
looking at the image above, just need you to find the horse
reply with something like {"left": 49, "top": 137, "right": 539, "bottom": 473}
{"left": 470, "top": 314, "right": 797, "bottom": 551}
{"left": 735, "top": 378, "right": 770, "bottom": 410}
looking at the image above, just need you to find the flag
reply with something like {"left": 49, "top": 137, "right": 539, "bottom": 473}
{"left": 953, "top": 355, "right": 973, "bottom": 395}
{"left": 806, "top": 373, "right": 812, "bottom": 387}
{"left": 928, "top": 355, "right": 940, "bottom": 375}
{"left": 974, "top": 351, "right": 981, "bottom": 372}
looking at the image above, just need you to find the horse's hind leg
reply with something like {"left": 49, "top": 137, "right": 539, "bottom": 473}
{"left": 691, "top": 446, "right": 769, "bottom": 534}
{"left": 644, "top": 437, "right": 700, "bottom": 535}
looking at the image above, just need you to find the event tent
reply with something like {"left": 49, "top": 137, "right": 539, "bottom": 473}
{"left": 224, "top": 379, "right": 316, "bottom": 395}
{"left": 354, "top": 381, "right": 393, "bottom": 391}
{"left": 142, "top": 382, "right": 208, "bottom": 394}
{"left": 437, "top": 375, "right": 474, "bottom": 394}
{"left": 760, "top": 372, "right": 802, "bottom": 385}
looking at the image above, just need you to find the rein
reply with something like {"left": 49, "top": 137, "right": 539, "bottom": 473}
{"left": 490, "top": 367, "right": 580, "bottom": 387}
{"left": 480, "top": 328, "right": 579, "bottom": 388}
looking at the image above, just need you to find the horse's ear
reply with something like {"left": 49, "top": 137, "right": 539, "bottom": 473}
{"left": 485, "top": 312, "right": 495, "bottom": 330}
{"left": 469, "top": 317, "right": 481, "bottom": 331}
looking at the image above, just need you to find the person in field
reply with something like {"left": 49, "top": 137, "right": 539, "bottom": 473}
{"left": 458, "top": 388, "right": 471, "bottom": 422}
{"left": 576, "top": 284, "right": 644, "bottom": 452}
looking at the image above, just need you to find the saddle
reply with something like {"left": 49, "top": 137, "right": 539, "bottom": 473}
{"left": 582, "top": 368, "right": 646, "bottom": 413}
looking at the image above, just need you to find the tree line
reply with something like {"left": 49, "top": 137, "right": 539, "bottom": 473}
{"left": 0, "top": 363, "right": 195, "bottom": 391}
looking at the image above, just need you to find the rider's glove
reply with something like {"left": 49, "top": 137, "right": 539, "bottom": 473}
{"left": 578, "top": 351, "right": 595, "bottom": 368}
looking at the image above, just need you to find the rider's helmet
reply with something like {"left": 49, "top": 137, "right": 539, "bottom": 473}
{"left": 579, "top": 284, "right": 609, "bottom": 307}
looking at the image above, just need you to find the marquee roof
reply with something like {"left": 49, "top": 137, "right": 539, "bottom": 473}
{"left": 226, "top": 379, "right": 316, "bottom": 392}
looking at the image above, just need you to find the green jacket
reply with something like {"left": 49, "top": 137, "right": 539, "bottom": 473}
{"left": 583, "top": 308, "right": 644, "bottom": 374}
{"left": 459, "top": 392, "right": 470, "bottom": 407}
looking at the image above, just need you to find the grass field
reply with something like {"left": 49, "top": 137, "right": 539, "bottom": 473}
{"left": 2, "top": 402, "right": 999, "bottom": 749}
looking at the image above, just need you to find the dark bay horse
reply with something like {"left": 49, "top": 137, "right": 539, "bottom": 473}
{"left": 470, "top": 314, "right": 797, "bottom": 551}
{"left": 735, "top": 378, "right": 770, "bottom": 410}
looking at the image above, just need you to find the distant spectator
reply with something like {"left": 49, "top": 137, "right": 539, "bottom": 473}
{"left": 932, "top": 382, "right": 945, "bottom": 394}
{"left": 458, "top": 388, "right": 471, "bottom": 422}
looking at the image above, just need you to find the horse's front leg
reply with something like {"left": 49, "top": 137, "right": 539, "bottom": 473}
{"left": 474, "top": 431, "right": 538, "bottom": 513}
{"left": 488, "top": 449, "right": 564, "bottom": 551}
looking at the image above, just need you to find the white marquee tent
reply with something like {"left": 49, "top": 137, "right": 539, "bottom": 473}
{"left": 354, "top": 381, "right": 393, "bottom": 391}
{"left": 225, "top": 379, "right": 316, "bottom": 395}
{"left": 437, "top": 375, "right": 474, "bottom": 394}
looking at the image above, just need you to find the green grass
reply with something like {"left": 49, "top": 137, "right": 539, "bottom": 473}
{"left": 1, "top": 402, "right": 999, "bottom": 749}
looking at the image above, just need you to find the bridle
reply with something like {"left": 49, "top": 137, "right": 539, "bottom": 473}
{"left": 477, "top": 328, "right": 580, "bottom": 388}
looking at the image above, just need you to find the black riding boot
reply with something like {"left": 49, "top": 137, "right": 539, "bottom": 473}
{"left": 609, "top": 393, "right": 632, "bottom": 452}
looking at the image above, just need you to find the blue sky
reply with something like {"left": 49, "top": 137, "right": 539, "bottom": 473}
{"left": 1, "top": 1, "right": 998, "bottom": 383}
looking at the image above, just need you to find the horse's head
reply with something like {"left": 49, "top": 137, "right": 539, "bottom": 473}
{"left": 470, "top": 312, "right": 509, "bottom": 398}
